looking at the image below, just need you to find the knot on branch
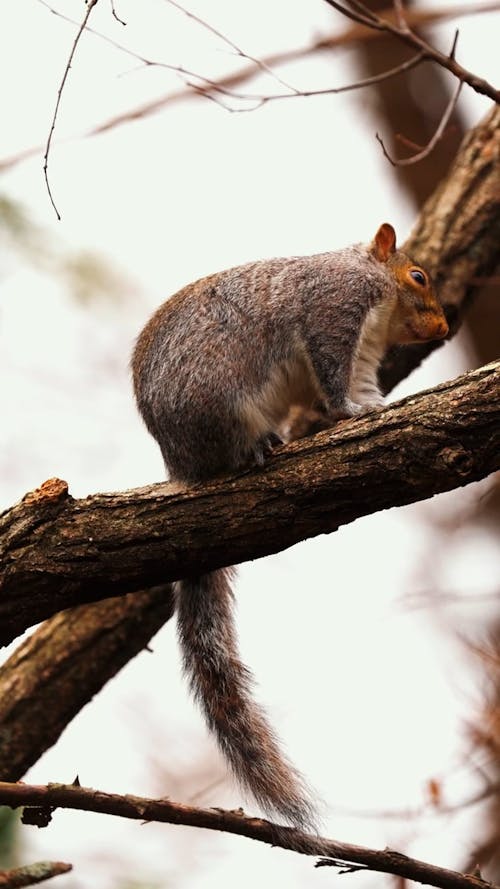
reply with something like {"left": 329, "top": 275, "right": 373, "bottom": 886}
{"left": 23, "top": 478, "right": 69, "bottom": 506}
{"left": 437, "top": 445, "right": 473, "bottom": 475}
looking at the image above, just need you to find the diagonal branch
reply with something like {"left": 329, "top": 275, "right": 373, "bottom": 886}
{"left": 380, "top": 104, "right": 500, "bottom": 392}
{"left": 1, "top": 360, "right": 499, "bottom": 648}
{"left": 0, "top": 781, "right": 497, "bottom": 889}
{"left": 323, "top": 0, "right": 500, "bottom": 102}
{"left": 0, "top": 106, "right": 498, "bottom": 785}
{"left": 1, "top": 0, "right": 496, "bottom": 169}
{"left": 0, "top": 861, "right": 72, "bottom": 887}
{"left": 0, "top": 587, "right": 174, "bottom": 781}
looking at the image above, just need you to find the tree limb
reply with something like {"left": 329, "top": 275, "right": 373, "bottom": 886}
{"left": 324, "top": 0, "right": 500, "bottom": 102}
{"left": 0, "top": 587, "right": 174, "bottom": 780}
{"left": 381, "top": 104, "right": 500, "bottom": 392}
{"left": 0, "top": 781, "right": 497, "bottom": 889}
{"left": 1, "top": 361, "right": 499, "bottom": 648}
{"left": 0, "top": 106, "right": 498, "bottom": 783}
{"left": 0, "top": 862, "right": 71, "bottom": 888}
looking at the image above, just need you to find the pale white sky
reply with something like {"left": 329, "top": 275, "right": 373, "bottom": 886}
{"left": 1, "top": 2, "right": 499, "bottom": 887}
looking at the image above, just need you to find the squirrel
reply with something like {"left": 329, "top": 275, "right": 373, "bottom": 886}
{"left": 131, "top": 223, "right": 448, "bottom": 830}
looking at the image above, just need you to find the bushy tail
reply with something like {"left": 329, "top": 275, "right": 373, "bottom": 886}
{"left": 176, "top": 568, "right": 317, "bottom": 830}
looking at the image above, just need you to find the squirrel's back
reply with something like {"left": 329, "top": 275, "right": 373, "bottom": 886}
{"left": 131, "top": 224, "right": 448, "bottom": 828}
{"left": 132, "top": 242, "right": 392, "bottom": 482}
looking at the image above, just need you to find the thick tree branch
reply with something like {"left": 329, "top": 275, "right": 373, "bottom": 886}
{"left": 381, "top": 104, "right": 500, "bottom": 392}
{"left": 0, "top": 107, "right": 498, "bottom": 783}
{"left": 1, "top": 361, "right": 499, "bottom": 648}
{"left": 0, "top": 781, "right": 497, "bottom": 889}
{"left": 0, "top": 587, "right": 174, "bottom": 780}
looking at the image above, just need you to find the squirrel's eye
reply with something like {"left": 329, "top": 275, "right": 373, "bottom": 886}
{"left": 410, "top": 268, "right": 426, "bottom": 286}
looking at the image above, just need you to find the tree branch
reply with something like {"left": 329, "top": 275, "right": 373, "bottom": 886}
{"left": 381, "top": 104, "right": 500, "bottom": 392}
{"left": 0, "top": 862, "right": 71, "bottom": 888}
{"left": 0, "top": 587, "right": 174, "bottom": 780}
{"left": 0, "top": 781, "right": 497, "bottom": 889}
{"left": 376, "top": 77, "right": 464, "bottom": 167}
{"left": 1, "top": 361, "right": 499, "bottom": 647}
{"left": 0, "top": 106, "right": 498, "bottom": 782}
{"left": 324, "top": 0, "right": 500, "bottom": 102}
{"left": 2, "top": 0, "right": 497, "bottom": 168}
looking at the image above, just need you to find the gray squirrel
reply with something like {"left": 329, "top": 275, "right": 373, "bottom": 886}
{"left": 132, "top": 223, "right": 448, "bottom": 830}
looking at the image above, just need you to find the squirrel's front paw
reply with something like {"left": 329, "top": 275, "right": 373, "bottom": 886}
{"left": 345, "top": 398, "right": 385, "bottom": 416}
{"left": 343, "top": 399, "right": 365, "bottom": 417}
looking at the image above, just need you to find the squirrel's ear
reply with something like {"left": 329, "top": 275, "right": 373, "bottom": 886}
{"left": 373, "top": 223, "right": 396, "bottom": 262}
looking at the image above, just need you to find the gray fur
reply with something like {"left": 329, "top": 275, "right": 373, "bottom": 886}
{"left": 131, "top": 230, "right": 446, "bottom": 829}
{"left": 133, "top": 244, "right": 392, "bottom": 483}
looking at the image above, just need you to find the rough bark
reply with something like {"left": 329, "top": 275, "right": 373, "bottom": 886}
{"left": 1, "top": 361, "right": 499, "bottom": 649}
{"left": 382, "top": 104, "right": 500, "bottom": 391}
{"left": 0, "top": 587, "right": 174, "bottom": 781}
{"left": 0, "top": 781, "right": 497, "bottom": 889}
{"left": 0, "top": 106, "right": 498, "bottom": 784}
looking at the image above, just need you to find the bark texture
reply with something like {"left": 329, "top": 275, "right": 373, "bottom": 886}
{"left": 0, "top": 105, "right": 499, "bottom": 785}
{"left": 0, "top": 781, "right": 496, "bottom": 889}
{"left": 1, "top": 361, "right": 499, "bottom": 648}
{"left": 0, "top": 587, "right": 174, "bottom": 780}
{"left": 382, "top": 104, "right": 500, "bottom": 391}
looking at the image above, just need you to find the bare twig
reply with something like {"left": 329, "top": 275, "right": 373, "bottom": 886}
{"left": 393, "top": 0, "right": 408, "bottom": 29}
{"left": 163, "top": 0, "right": 298, "bottom": 93}
{"left": 323, "top": 1, "right": 383, "bottom": 28}
{"left": 38, "top": 0, "right": 425, "bottom": 111}
{"left": 323, "top": 0, "right": 500, "bottom": 102}
{"left": 334, "top": 778, "right": 500, "bottom": 821}
{"left": 110, "top": 0, "right": 126, "bottom": 26}
{"left": 1, "top": 0, "right": 494, "bottom": 169}
{"left": 43, "top": 0, "right": 100, "bottom": 219}
{"left": 186, "top": 52, "right": 426, "bottom": 112}
{"left": 0, "top": 861, "right": 71, "bottom": 888}
{"left": 0, "top": 781, "right": 497, "bottom": 889}
{"left": 450, "top": 28, "right": 460, "bottom": 60}
{"left": 376, "top": 77, "right": 464, "bottom": 165}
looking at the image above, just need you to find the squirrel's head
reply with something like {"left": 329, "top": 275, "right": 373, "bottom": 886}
{"left": 371, "top": 223, "right": 449, "bottom": 345}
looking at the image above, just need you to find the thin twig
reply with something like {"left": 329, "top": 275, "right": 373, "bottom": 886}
{"left": 38, "top": 0, "right": 285, "bottom": 112}
{"left": 143, "top": 50, "right": 425, "bottom": 109}
{"left": 163, "top": 0, "right": 298, "bottom": 93}
{"left": 13, "top": 0, "right": 494, "bottom": 160}
{"left": 321, "top": 0, "right": 384, "bottom": 28}
{"left": 323, "top": 0, "right": 500, "bottom": 103}
{"left": 43, "top": 0, "right": 100, "bottom": 219}
{"left": 1, "top": 781, "right": 497, "bottom": 889}
{"left": 376, "top": 77, "right": 464, "bottom": 166}
{"left": 450, "top": 28, "right": 459, "bottom": 60}
{"left": 188, "top": 51, "right": 425, "bottom": 111}
{"left": 393, "top": 0, "right": 408, "bottom": 29}
{"left": 333, "top": 778, "right": 500, "bottom": 821}
{"left": 110, "top": 0, "right": 126, "bottom": 25}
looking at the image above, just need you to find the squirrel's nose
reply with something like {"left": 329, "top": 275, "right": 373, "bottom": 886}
{"left": 435, "top": 318, "right": 449, "bottom": 339}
